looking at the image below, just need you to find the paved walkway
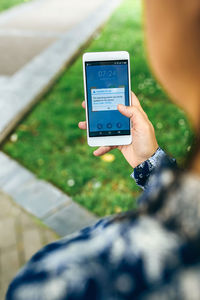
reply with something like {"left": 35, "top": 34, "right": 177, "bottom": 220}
{"left": 0, "top": 0, "right": 122, "bottom": 142}
{"left": 0, "top": 152, "right": 98, "bottom": 237}
{"left": 0, "top": 190, "right": 59, "bottom": 299}
{"left": 0, "top": 0, "right": 105, "bottom": 76}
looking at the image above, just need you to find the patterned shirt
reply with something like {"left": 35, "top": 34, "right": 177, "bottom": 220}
{"left": 6, "top": 148, "right": 200, "bottom": 300}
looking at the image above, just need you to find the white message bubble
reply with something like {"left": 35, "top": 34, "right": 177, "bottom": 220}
{"left": 91, "top": 88, "right": 125, "bottom": 112}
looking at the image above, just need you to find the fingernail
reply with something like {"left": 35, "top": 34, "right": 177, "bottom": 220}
{"left": 118, "top": 104, "right": 125, "bottom": 110}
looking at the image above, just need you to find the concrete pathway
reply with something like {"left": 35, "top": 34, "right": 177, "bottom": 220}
{"left": 0, "top": 0, "right": 122, "bottom": 142}
{"left": 0, "top": 0, "right": 106, "bottom": 76}
{"left": 0, "top": 190, "right": 59, "bottom": 299}
{"left": 0, "top": 151, "right": 98, "bottom": 237}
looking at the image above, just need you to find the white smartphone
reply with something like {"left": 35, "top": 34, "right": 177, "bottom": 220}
{"left": 83, "top": 51, "right": 132, "bottom": 147}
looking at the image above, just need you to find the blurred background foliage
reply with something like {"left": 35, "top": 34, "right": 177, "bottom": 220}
{"left": 0, "top": 0, "right": 30, "bottom": 12}
{"left": 3, "top": 0, "right": 193, "bottom": 216}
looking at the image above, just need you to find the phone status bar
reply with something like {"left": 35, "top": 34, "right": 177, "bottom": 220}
{"left": 86, "top": 60, "right": 128, "bottom": 67}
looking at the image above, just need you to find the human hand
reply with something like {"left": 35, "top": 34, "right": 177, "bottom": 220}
{"left": 78, "top": 92, "right": 159, "bottom": 168}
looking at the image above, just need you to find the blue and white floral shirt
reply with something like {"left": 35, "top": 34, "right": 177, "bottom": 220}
{"left": 6, "top": 148, "right": 200, "bottom": 300}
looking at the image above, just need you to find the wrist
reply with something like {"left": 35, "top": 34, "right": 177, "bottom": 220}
{"left": 135, "top": 145, "right": 159, "bottom": 169}
{"left": 131, "top": 147, "right": 165, "bottom": 190}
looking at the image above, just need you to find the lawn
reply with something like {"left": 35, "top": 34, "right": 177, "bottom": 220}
{"left": 0, "top": 0, "right": 30, "bottom": 12}
{"left": 3, "top": 0, "right": 193, "bottom": 217}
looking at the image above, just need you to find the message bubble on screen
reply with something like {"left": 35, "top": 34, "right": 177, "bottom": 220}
{"left": 91, "top": 87, "right": 125, "bottom": 112}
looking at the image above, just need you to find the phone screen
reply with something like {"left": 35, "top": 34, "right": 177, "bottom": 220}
{"left": 85, "top": 60, "right": 131, "bottom": 137}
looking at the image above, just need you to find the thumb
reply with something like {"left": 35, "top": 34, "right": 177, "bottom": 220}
{"left": 118, "top": 104, "right": 146, "bottom": 126}
{"left": 118, "top": 104, "right": 134, "bottom": 119}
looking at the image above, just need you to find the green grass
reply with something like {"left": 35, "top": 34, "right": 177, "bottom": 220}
{"left": 2, "top": 0, "right": 193, "bottom": 217}
{"left": 0, "top": 0, "right": 30, "bottom": 12}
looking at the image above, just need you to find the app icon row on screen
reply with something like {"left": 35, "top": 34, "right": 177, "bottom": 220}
{"left": 97, "top": 122, "right": 122, "bottom": 129}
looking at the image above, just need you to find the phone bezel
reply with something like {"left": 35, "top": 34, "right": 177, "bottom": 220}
{"left": 83, "top": 51, "right": 132, "bottom": 147}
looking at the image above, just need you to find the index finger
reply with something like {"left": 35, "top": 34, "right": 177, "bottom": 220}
{"left": 131, "top": 91, "right": 148, "bottom": 118}
{"left": 131, "top": 92, "right": 141, "bottom": 108}
{"left": 82, "top": 101, "right": 86, "bottom": 109}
